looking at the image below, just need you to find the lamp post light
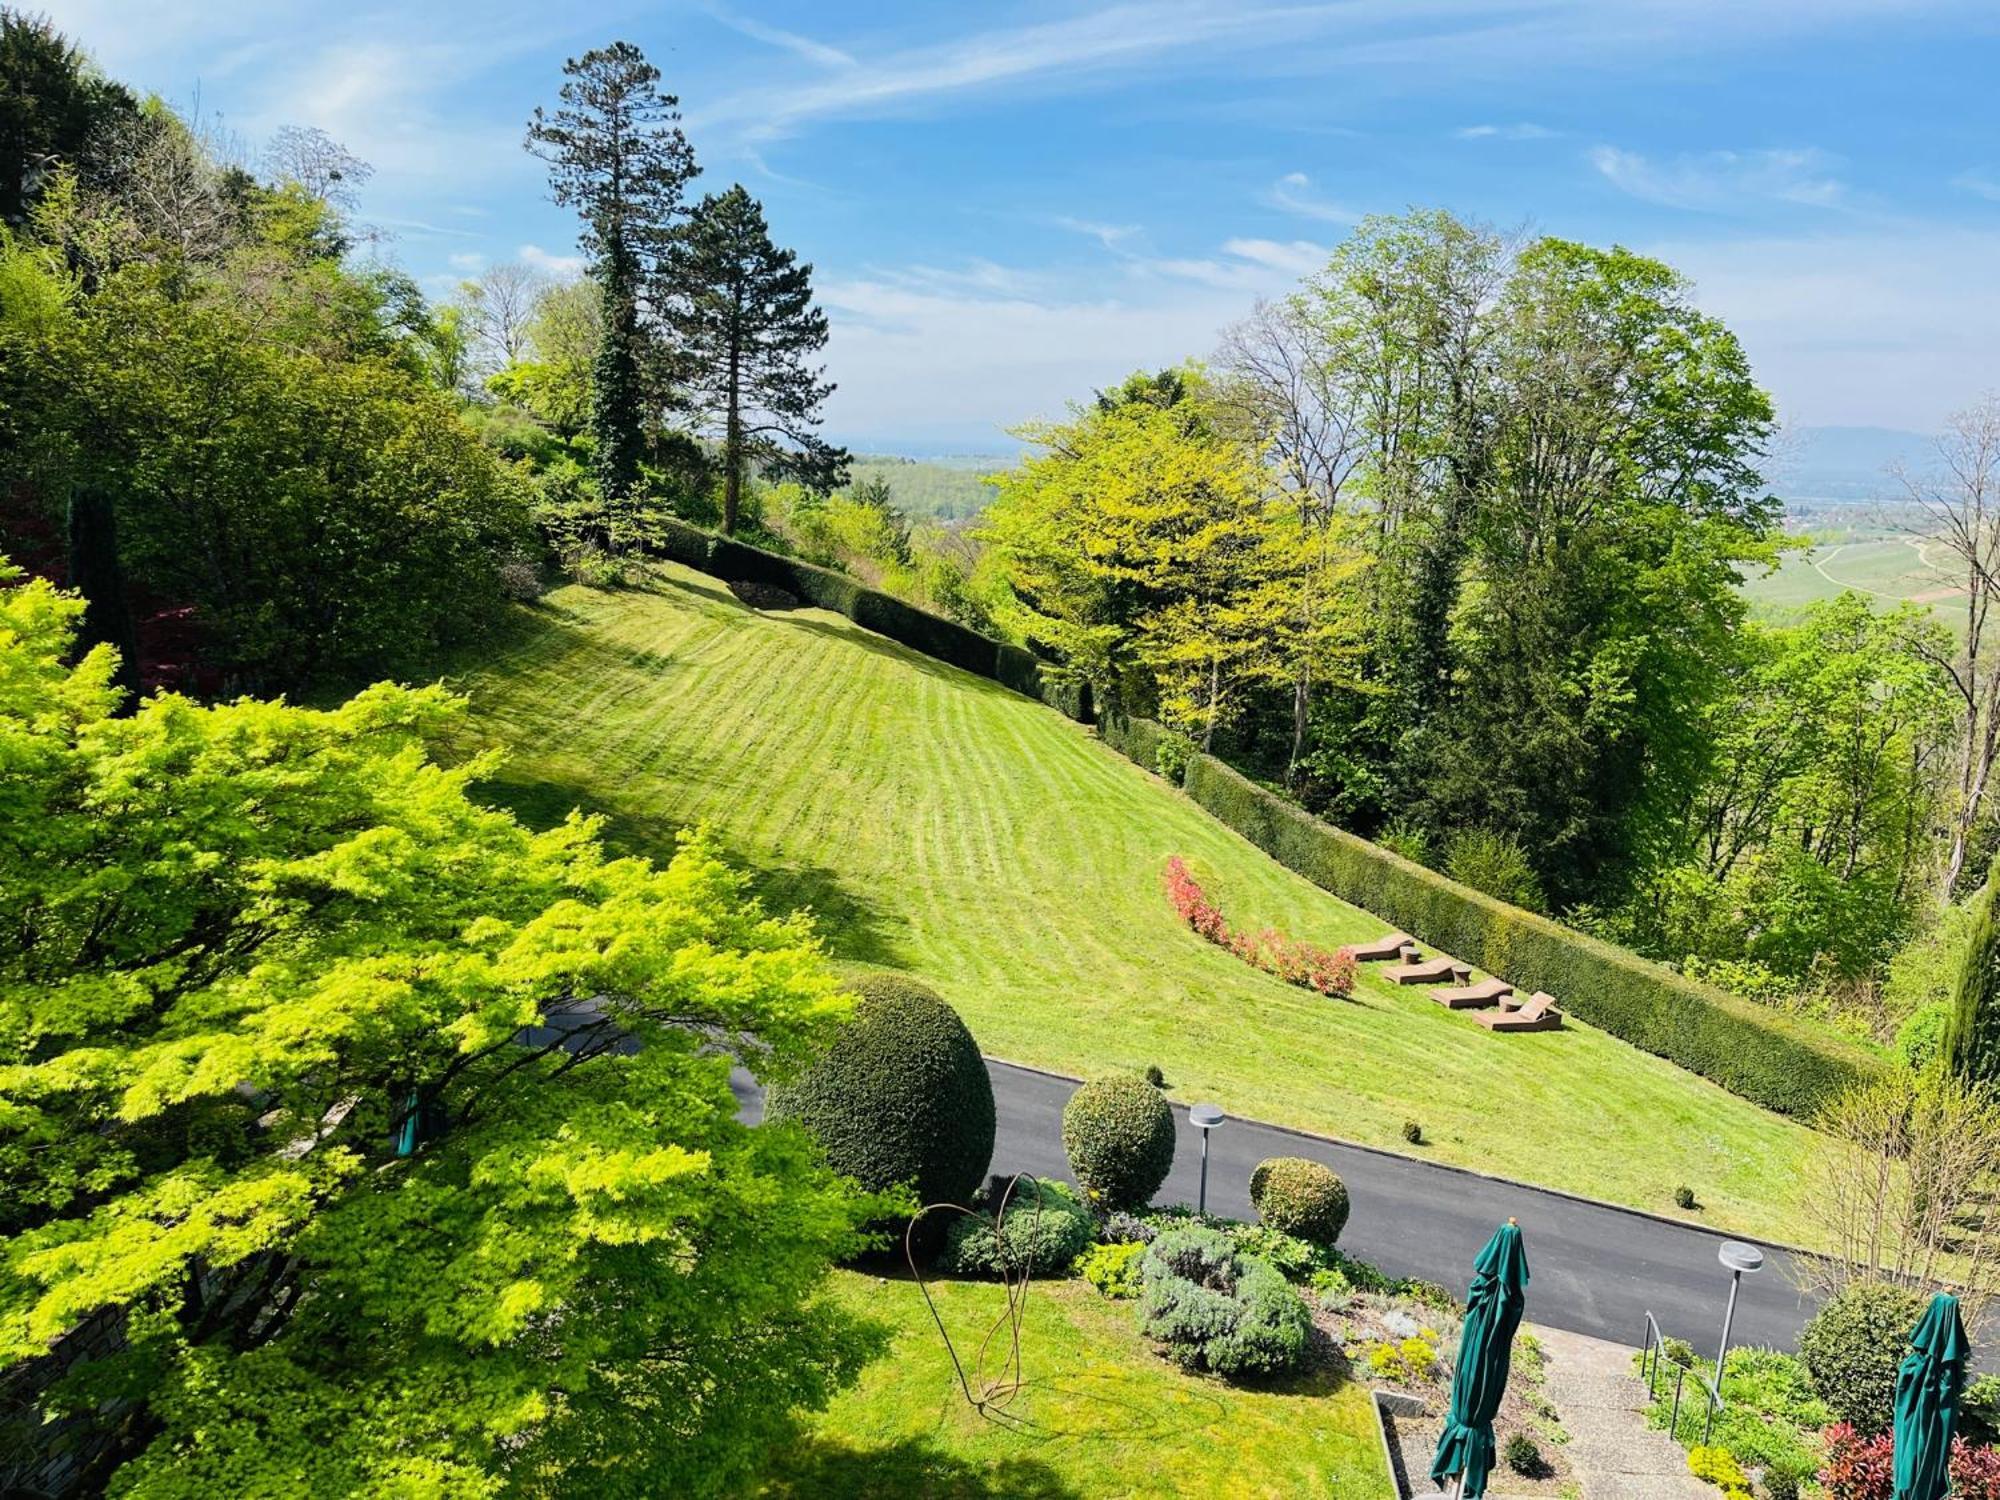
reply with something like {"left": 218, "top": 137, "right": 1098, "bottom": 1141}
{"left": 1715, "top": 1240, "right": 1764, "bottom": 1393}
{"left": 1190, "top": 1103, "right": 1225, "bottom": 1215}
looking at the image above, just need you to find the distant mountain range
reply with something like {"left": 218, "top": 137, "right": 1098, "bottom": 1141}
{"left": 1769, "top": 425, "right": 1934, "bottom": 503}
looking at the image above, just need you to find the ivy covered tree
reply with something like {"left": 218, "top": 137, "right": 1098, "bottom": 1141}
{"left": 0, "top": 8, "right": 137, "bottom": 225}
{"left": 0, "top": 564, "right": 884, "bottom": 1495}
{"left": 526, "top": 41, "right": 697, "bottom": 503}
{"left": 1947, "top": 851, "right": 2000, "bottom": 1084}
{"left": 660, "top": 184, "right": 846, "bottom": 534}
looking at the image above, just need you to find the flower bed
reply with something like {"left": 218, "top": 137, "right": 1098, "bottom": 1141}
{"left": 1163, "top": 856, "right": 1357, "bottom": 998}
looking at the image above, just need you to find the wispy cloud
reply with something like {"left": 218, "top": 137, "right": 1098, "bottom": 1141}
{"left": 448, "top": 251, "right": 486, "bottom": 273}
{"left": 1266, "top": 171, "right": 1358, "bottom": 224}
{"left": 519, "top": 243, "right": 586, "bottom": 277}
{"left": 1589, "top": 145, "right": 1848, "bottom": 211}
{"left": 1953, "top": 170, "right": 2000, "bottom": 202}
{"left": 1054, "top": 216, "right": 1142, "bottom": 249}
{"left": 1126, "top": 236, "right": 1330, "bottom": 290}
{"left": 704, "top": 5, "right": 855, "bottom": 69}
{"left": 1456, "top": 121, "right": 1555, "bottom": 140}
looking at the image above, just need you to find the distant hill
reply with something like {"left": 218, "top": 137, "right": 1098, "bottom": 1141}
{"left": 1769, "top": 425, "right": 1933, "bottom": 505}
{"left": 846, "top": 453, "right": 1010, "bottom": 523}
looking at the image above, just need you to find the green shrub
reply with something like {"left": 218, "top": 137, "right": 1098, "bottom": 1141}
{"left": 1168, "top": 748, "right": 1882, "bottom": 1116}
{"left": 1662, "top": 1337, "right": 1697, "bottom": 1369}
{"left": 655, "top": 515, "right": 715, "bottom": 570}
{"left": 1762, "top": 1460, "right": 1808, "bottom": 1500}
{"left": 1444, "top": 826, "right": 1545, "bottom": 912}
{"left": 1962, "top": 1372, "right": 2000, "bottom": 1444}
{"left": 1138, "top": 1227, "right": 1312, "bottom": 1377}
{"left": 1144, "top": 1063, "right": 1166, "bottom": 1087}
{"left": 939, "top": 1178, "right": 1094, "bottom": 1277}
{"left": 1798, "top": 1281, "right": 1926, "bottom": 1433}
{"left": 766, "top": 972, "right": 995, "bottom": 1210}
{"left": 1079, "top": 1240, "right": 1146, "bottom": 1298}
{"left": 1037, "top": 673, "right": 1092, "bottom": 723}
{"left": 1675, "top": 1185, "right": 1697, "bottom": 1211}
{"left": 1062, "top": 1074, "right": 1176, "bottom": 1211}
{"left": 1895, "top": 1001, "right": 1953, "bottom": 1073}
{"left": 1248, "top": 1157, "right": 1351, "bottom": 1245}
{"left": 1503, "top": 1431, "right": 1547, "bottom": 1478}
{"left": 1687, "top": 1444, "right": 1751, "bottom": 1497}
{"left": 1402, "top": 1120, "right": 1423, "bottom": 1144}
{"left": 1219, "top": 1221, "right": 1331, "bottom": 1283}
{"left": 1155, "top": 733, "right": 1195, "bottom": 785}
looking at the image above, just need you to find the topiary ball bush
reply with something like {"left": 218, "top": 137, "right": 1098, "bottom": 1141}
{"left": 766, "top": 972, "right": 995, "bottom": 1211}
{"left": 939, "top": 1178, "right": 1094, "bottom": 1278}
{"left": 1799, "top": 1280, "right": 1927, "bottom": 1433}
{"left": 1248, "top": 1157, "right": 1351, "bottom": 1246}
{"left": 1062, "top": 1074, "right": 1176, "bottom": 1211}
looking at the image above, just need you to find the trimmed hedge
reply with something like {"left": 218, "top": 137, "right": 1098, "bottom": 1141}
{"left": 1062, "top": 1074, "right": 1176, "bottom": 1211}
{"left": 1248, "top": 1157, "right": 1350, "bottom": 1246}
{"left": 1165, "top": 749, "right": 1883, "bottom": 1116}
{"left": 766, "top": 973, "right": 995, "bottom": 1209}
{"left": 1169, "top": 748, "right": 1881, "bottom": 1116}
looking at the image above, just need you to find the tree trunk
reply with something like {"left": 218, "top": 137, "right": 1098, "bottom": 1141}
{"left": 66, "top": 479, "right": 141, "bottom": 712}
{"left": 722, "top": 302, "right": 743, "bottom": 535}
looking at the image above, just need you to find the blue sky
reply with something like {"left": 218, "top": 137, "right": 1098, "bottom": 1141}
{"left": 46, "top": 0, "right": 2000, "bottom": 453}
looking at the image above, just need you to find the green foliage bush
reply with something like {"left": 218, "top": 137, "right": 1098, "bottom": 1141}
{"left": 1248, "top": 1157, "right": 1350, "bottom": 1245}
{"left": 767, "top": 973, "right": 996, "bottom": 1209}
{"left": 1444, "top": 826, "right": 1546, "bottom": 912}
{"left": 1963, "top": 1373, "right": 2000, "bottom": 1445}
{"left": 1156, "top": 732, "right": 1195, "bottom": 784}
{"left": 1503, "top": 1431, "right": 1546, "bottom": 1477}
{"left": 1675, "top": 1185, "right": 1697, "bottom": 1210}
{"left": 1079, "top": 1240, "right": 1147, "bottom": 1298}
{"left": 1895, "top": 1001, "right": 1952, "bottom": 1072}
{"left": 1137, "top": 1227, "right": 1312, "bottom": 1377}
{"left": 1798, "top": 1281, "right": 1927, "bottom": 1433}
{"left": 1061, "top": 1074, "right": 1176, "bottom": 1211}
{"left": 1708, "top": 1347, "right": 1830, "bottom": 1476}
{"left": 939, "top": 1178, "right": 1094, "bottom": 1277}
{"left": 1402, "top": 1120, "right": 1423, "bottom": 1144}
{"left": 1169, "top": 747, "right": 1883, "bottom": 1116}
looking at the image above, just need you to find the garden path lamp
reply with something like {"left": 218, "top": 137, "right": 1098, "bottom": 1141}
{"left": 1713, "top": 1240, "right": 1763, "bottom": 1390}
{"left": 1189, "top": 1103, "right": 1224, "bottom": 1215}
{"left": 1893, "top": 1291, "right": 1968, "bottom": 1500}
{"left": 1430, "top": 1219, "right": 1529, "bottom": 1500}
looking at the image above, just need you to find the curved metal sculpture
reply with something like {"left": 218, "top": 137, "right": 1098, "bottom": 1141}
{"left": 906, "top": 1173, "right": 1046, "bottom": 1427}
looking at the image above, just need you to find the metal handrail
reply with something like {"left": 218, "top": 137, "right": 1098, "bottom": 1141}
{"left": 1641, "top": 1310, "right": 1723, "bottom": 1447}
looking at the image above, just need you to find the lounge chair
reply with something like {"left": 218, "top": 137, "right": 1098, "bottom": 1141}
{"left": 1432, "top": 977, "right": 1514, "bottom": 1010}
{"left": 1385, "top": 958, "right": 1460, "bottom": 985}
{"left": 1349, "top": 931, "right": 1414, "bottom": 962}
{"left": 1473, "top": 992, "right": 1563, "bottom": 1031}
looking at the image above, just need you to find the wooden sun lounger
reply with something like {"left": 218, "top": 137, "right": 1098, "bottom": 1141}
{"left": 1432, "top": 977, "right": 1514, "bottom": 1010}
{"left": 1349, "top": 931, "right": 1414, "bottom": 962}
{"left": 1385, "top": 957, "right": 1466, "bottom": 985}
{"left": 1473, "top": 992, "right": 1563, "bottom": 1031}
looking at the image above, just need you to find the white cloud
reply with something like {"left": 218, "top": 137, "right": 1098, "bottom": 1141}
{"left": 1219, "top": 237, "right": 1329, "bottom": 275}
{"left": 519, "top": 243, "right": 586, "bottom": 277}
{"left": 1266, "top": 171, "right": 1359, "bottom": 224}
{"left": 1054, "top": 216, "right": 1142, "bottom": 249}
{"left": 1456, "top": 122, "right": 1556, "bottom": 140}
{"left": 1589, "top": 145, "right": 1848, "bottom": 211}
{"left": 1953, "top": 170, "right": 2000, "bottom": 202}
{"left": 448, "top": 251, "right": 487, "bottom": 273}
{"left": 705, "top": 5, "right": 855, "bottom": 68}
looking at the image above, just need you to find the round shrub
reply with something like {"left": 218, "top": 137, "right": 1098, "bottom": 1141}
{"left": 1248, "top": 1157, "right": 1351, "bottom": 1246}
{"left": 1062, "top": 1074, "right": 1175, "bottom": 1211}
{"left": 1503, "top": 1431, "right": 1546, "bottom": 1478}
{"left": 1138, "top": 1227, "right": 1312, "bottom": 1377}
{"left": 939, "top": 1178, "right": 1094, "bottom": 1278}
{"left": 1402, "top": 1120, "right": 1423, "bottom": 1145}
{"left": 1674, "top": 1185, "right": 1697, "bottom": 1211}
{"left": 1895, "top": 1000, "right": 1952, "bottom": 1073}
{"left": 1799, "top": 1280, "right": 1927, "bottom": 1433}
{"left": 766, "top": 973, "right": 995, "bottom": 1209}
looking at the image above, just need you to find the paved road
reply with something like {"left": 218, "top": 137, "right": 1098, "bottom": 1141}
{"left": 733, "top": 1058, "right": 1819, "bottom": 1357}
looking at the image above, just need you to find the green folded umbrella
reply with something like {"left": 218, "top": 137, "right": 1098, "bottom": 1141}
{"left": 1431, "top": 1221, "right": 1530, "bottom": 1499}
{"left": 1894, "top": 1291, "right": 1968, "bottom": 1500}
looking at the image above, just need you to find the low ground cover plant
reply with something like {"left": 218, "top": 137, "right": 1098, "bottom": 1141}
{"left": 1688, "top": 1443, "right": 1752, "bottom": 1497}
{"left": 1138, "top": 1227, "right": 1313, "bottom": 1377}
{"left": 939, "top": 1178, "right": 1095, "bottom": 1277}
{"left": 1163, "top": 856, "right": 1357, "bottom": 997}
{"left": 1643, "top": 1344, "right": 1829, "bottom": 1480}
{"left": 1078, "top": 1240, "right": 1146, "bottom": 1298}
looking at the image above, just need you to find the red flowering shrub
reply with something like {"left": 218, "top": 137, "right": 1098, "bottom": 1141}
{"left": 1818, "top": 1423, "right": 1891, "bottom": 1500}
{"left": 1161, "top": 858, "right": 1357, "bottom": 998}
{"left": 1954, "top": 1438, "right": 2000, "bottom": 1500}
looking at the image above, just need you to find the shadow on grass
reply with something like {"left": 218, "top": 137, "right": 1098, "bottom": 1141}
{"left": 762, "top": 1437, "right": 1081, "bottom": 1499}
{"left": 470, "top": 771, "right": 908, "bottom": 967}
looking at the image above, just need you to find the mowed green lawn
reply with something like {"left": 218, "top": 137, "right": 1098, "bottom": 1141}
{"left": 450, "top": 563, "right": 1826, "bottom": 1241}
{"left": 761, "top": 1271, "right": 1388, "bottom": 1499}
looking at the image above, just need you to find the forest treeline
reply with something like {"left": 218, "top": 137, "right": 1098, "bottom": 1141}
{"left": 4, "top": 10, "right": 1997, "bottom": 1049}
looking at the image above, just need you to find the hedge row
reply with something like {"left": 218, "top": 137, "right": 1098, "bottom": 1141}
{"left": 653, "top": 518, "right": 1090, "bottom": 720}
{"left": 1167, "top": 748, "right": 1881, "bottom": 1116}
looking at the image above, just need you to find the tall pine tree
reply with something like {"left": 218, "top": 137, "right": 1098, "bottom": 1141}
{"left": 660, "top": 185, "right": 845, "bottom": 534}
{"left": 526, "top": 42, "right": 695, "bottom": 503}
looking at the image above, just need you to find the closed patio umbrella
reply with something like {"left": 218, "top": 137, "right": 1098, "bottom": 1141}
{"left": 1430, "top": 1219, "right": 1529, "bottom": 1499}
{"left": 1893, "top": 1291, "right": 1968, "bottom": 1500}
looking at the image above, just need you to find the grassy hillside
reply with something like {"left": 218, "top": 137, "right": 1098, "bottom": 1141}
{"left": 451, "top": 563, "right": 1826, "bottom": 1242}
{"left": 1744, "top": 535, "right": 1965, "bottom": 624}
{"left": 762, "top": 1272, "right": 1387, "bottom": 1498}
